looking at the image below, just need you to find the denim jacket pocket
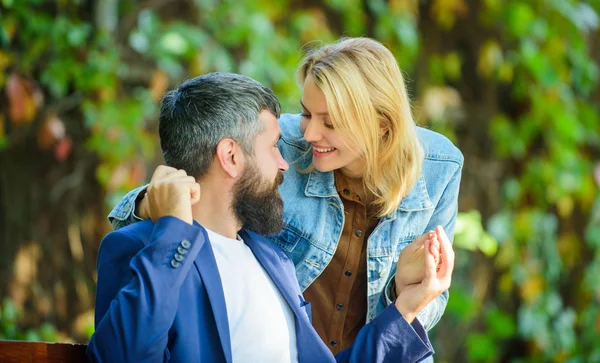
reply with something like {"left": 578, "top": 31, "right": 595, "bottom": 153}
{"left": 395, "top": 237, "right": 416, "bottom": 259}
{"left": 270, "top": 224, "right": 304, "bottom": 253}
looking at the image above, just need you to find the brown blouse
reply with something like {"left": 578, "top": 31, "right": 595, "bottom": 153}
{"left": 302, "top": 171, "right": 380, "bottom": 354}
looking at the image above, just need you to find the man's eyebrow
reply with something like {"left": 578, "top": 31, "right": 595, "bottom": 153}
{"left": 300, "top": 100, "right": 328, "bottom": 116}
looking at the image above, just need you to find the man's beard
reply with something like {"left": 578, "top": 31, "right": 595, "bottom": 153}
{"left": 232, "top": 161, "right": 284, "bottom": 235}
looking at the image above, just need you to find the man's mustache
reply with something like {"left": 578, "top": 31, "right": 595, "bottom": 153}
{"left": 275, "top": 172, "right": 284, "bottom": 187}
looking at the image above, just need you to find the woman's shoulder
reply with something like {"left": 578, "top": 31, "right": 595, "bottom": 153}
{"left": 416, "top": 126, "right": 464, "bottom": 166}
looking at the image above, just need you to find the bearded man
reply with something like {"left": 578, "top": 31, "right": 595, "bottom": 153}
{"left": 87, "top": 73, "right": 450, "bottom": 363}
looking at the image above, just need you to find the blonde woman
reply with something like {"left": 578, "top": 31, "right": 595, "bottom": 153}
{"left": 110, "top": 37, "right": 463, "bottom": 357}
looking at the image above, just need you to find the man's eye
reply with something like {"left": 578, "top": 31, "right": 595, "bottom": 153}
{"left": 301, "top": 113, "right": 311, "bottom": 119}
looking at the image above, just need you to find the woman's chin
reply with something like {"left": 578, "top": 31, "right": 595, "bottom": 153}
{"left": 312, "top": 159, "right": 339, "bottom": 173}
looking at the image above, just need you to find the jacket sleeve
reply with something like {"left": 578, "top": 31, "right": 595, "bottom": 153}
{"left": 107, "top": 184, "right": 149, "bottom": 230}
{"left": 275, "top": 245, "right": 434, "bottom": 363}
{"left": 86, "top": 217, "right": 207, "bottom": 363}
{"left": 334, "top": 304, "right": 433, "bottom": 363}
{"left": 382, "top": 160, "right": 463, "bottom": 331}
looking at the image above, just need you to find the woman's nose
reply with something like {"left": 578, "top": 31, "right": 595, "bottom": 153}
{"left": 303, "top": 118, "right": 322, "bottom": 142}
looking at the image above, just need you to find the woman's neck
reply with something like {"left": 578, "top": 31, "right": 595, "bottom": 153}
{"left": 339, "top": 172, "right": 378, "bottom": 214}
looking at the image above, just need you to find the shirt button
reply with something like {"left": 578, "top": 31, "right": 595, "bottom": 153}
{"left": 330, "top": 341, "right": 338, "bottom": 347}
{"left": 345, "top": 270, "right": 352, "bottom": 276}
{"left": 336, "top": 304, "right": 344, "bottom": 311}
{"left": 355, "top": 230, "right": 363, "bottom": 237}
{"left": 343, "top": 189, "right": 350, "bottom": 195}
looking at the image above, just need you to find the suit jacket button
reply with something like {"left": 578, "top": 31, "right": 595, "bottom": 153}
{"left": 171, "top": 260, "right": 181, "bottom": 268}
{"left": 181, "top": 239, "right": 191, "bottom": 249}
{"left": 177, "top": 246, "right": 188, "bottom": 255}
{"left": 174, "top": 253, "right": 184, "bottom": 262}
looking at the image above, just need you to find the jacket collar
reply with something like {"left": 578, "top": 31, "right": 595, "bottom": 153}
{"left": 239, "top": 230, "right": 302, "bottom": 314}
{"left": 304, "top": 169, "right": 433, "bottom": 219}
{"left": 239, "top": 229, "right": 334, "bottom": 363}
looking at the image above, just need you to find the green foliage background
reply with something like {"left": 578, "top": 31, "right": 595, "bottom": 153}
{"left": 0, "top": 0, "right": 599, "bottom": 361}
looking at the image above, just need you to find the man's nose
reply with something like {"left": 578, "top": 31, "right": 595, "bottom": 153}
{"left": 278, "top": 157, "right": 289, "bottom": 172}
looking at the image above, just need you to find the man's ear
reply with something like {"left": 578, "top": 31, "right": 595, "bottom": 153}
{"left": 215, "top": 138, "right": 243, "bottom": 178}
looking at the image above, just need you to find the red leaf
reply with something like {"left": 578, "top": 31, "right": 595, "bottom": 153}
{"left": 38, "top": 114, "right": 66, "bottom": 150}
{"left": 6, "top": 73, "right": 43, "bottom": 125}
{"left": 55, "top": 136, "right": 72, "bottom": 161}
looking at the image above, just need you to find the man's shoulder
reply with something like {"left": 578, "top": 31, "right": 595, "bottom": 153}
{"left": 101, "top": 219, "right": 155, "bottom": 250}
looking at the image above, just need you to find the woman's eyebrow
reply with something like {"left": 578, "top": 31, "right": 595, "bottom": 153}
{"left": 300, "top": 100, "right": 308, "bottom": 111}
{"left": 300, "top": 100, "right": 328, "bottom": 116}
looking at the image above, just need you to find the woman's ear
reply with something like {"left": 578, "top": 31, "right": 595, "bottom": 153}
{"left": 215, "top": 138, "right": 243, "bottom": 178}
{"left": 379, "top": 121, "right": 390, "bottom": 137}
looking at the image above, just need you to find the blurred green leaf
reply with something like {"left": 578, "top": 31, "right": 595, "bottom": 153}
{"left": 455, "top": 211, "right": 499, "bottom": 257}
{"left": 486, "top": 307, "right": 516, "bottom": 339}
{"left": 506, "top": 2, "right": 535, "bottom": 37}
{"left": 447, "top": 286, "right": 479, "bottom": 322}
{"left": 467, "top": 333, "right": 498, "bottom": 362}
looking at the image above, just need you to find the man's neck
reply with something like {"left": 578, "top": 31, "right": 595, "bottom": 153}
{"left": 191, "top": 177, "right": 241, "bottom": 240}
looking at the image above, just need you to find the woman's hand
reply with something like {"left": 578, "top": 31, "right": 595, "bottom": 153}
{"left": 394, "top": 226, "right": 454, "bottom": 323}
{"left": 394, "top": 231, "right": 440, "bottom": 295}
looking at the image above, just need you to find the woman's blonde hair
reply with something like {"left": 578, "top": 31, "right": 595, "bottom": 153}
{"left": 297, "top": 37, "right": 424, "bottom": 217}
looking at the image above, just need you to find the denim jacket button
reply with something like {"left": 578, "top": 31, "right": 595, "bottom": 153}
{"left": 354, "top": 230, "right": 363, "bottom": 237}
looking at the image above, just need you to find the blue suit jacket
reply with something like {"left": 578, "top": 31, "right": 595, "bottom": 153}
{"left": 87, "top": 216, "right": 433, "bottom": 363}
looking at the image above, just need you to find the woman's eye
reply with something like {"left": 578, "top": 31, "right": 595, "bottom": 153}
{"left": 301, "top": 113, "right": 311, "bottom": 119}
{"left": 324, "top": 122, "right": 334, "bottom": 129}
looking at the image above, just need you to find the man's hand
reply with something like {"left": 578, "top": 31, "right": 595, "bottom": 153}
{"left": 145, "top": 165, "right": 201, "bottom": 225}
{"left": 395, "top": 232, "right": 440, "bottom": 294}
{"left": 394, "top": 226, "right": 454, "bottom": 324}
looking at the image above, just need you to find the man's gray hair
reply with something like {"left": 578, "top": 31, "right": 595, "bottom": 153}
{"left": 159, "top": 72, "right": 281, "bottom": 178}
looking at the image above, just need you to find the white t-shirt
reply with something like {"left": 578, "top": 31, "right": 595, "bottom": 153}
{"left": 205, "top": 228, "right": 299, "bottom": 363}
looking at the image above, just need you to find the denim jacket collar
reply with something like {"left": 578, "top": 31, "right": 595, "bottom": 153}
{"left": 304, "top": 170, "right": 338, "bottom": 198}
{"left": 389, "top": 175, "right": 434, "bottom": 220}
{"left": 304, "top": 169, "right": 433, "bottom": 220}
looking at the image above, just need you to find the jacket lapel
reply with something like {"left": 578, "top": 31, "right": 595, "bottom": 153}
{"left": 240, "top": 230, "right": 334, "bottom": 363}
{"left": 192, "top": 227, "right": 232, "bottom": 363}
{"left": 239, "top": 230, "right": 303, "bottom": 316}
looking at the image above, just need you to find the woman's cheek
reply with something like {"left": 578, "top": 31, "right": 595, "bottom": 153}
{"left": 300, "top": 117, "right": 308, "bottom": 134}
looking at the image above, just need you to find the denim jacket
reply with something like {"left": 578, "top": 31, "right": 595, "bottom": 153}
{"left": 109, "top": 113, "right": 463, "bottom": 332}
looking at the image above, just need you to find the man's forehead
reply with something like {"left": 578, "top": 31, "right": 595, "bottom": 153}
{"left": 258, "top": 110, "right": 280, "bottom": 134}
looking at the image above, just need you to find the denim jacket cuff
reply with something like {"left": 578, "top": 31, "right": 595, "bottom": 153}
{"left": 107, "top": 184, "right": 149, "bottom": 223}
